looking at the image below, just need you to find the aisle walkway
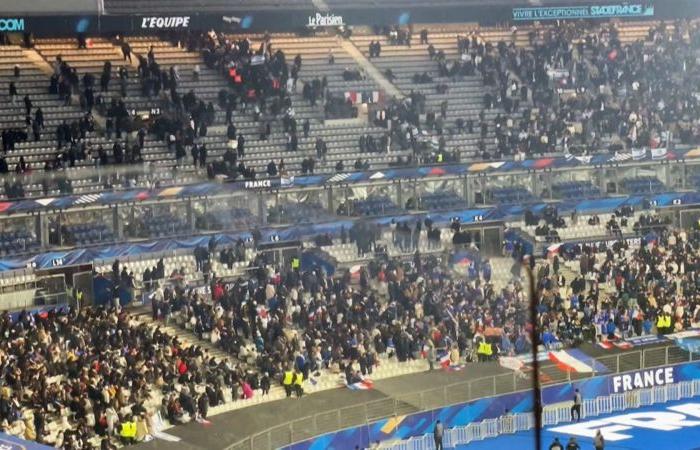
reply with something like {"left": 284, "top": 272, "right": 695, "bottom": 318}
{"left": 340, "top": 39, "right": 404, "bottom": 99}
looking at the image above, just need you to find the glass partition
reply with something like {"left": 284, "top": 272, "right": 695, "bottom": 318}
{"left": 266, "top": 188, "right": 333, "bottom": 225}
{"left": 550, "top": 167, "right": 600, "bottom": 200}
{"left": 411, "top": 178, "right": 465, "bottom": 211}
{"left": 0, "top": 215, "right": 39, "bottom": 255}
{"left": 668, "top": 163, "right": 685, "bottom": 190}
{"left": 54, "top": 207, "right": 115, "bottom": 247}
{"left": 335, "top": 183, "right": 402, "bottom": 217}
{"left": 122, "top": 201, "right": 190, "bottom": 239}
{"left": 193, "top": 194, "right": 258, "bottom": 232}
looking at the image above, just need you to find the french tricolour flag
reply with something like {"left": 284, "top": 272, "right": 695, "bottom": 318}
{"left": 546, "top": 244, "right": 561, "bottom": 257}
{"left": 348, "top": 379, "right": 374, "bottom": 391}
{"left": 439, "top": 351, "right": 451, "bottom": 369}
{"left": 548, "top": 350, "right": 596, "bottom": 373}
{"left": 438, "top": 350, "right": 464, "bottom": 371}
{"left": 597, "top": 341, "right": 614, "bottom": 350}
{"left": 614, "top": 341, "right": 633, "bottom": 350}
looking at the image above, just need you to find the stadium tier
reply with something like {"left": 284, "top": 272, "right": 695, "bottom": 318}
{"left": 1, "top": 10, "right": 700, "bottom": 450}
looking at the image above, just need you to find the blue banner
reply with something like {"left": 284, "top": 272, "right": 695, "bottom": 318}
{"left": 286, "top": 361, "right": 700, "bottom": 450}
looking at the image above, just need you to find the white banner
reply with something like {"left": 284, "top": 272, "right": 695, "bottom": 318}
{"left": 631, "top": 148, "right": 646, "bottom": 160}
{"left": 651, "top": 147, "right": 668, "bottom": 160}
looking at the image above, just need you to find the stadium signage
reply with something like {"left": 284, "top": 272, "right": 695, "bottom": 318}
{"left": 611, "top": 367, "right": 675, "bottom": 393}
{"left": 140, "top": 16, "right": 190, "bottom": 29}
{"left": 595, "top": 236, "right": 641, "bottom": 249}
{"left": 0, "top": 18, "right": 24, "bottom": 32}
{"left": 244, "top": 179, "right": 272, "bottom": 189}
{"left": 307, "top": 13, "right": 344, "bottom": 28}
{"left": 512, "top": 4, "right": 654, "bottom": 21}
{"left": 550, "top": 402, "right": 700, "bottom": 441}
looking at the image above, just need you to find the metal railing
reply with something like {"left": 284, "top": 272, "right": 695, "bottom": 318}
{"left": 377, "top": 377, "right": 700, "bottom": 449}
{"left": 221, "top": 345, "right": 699, "bottom": 450}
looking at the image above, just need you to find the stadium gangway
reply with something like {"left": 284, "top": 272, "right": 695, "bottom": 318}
{"left": 372, "top": 380, "right": 700, "bottom": 450}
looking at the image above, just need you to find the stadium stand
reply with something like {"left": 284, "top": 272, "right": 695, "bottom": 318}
{"left": 2, "top": 13, "right": 700, "bottom": 450}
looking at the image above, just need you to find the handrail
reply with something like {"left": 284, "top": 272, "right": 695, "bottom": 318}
{"left": 219, "top": 345, "right": 692, "bottom": 450}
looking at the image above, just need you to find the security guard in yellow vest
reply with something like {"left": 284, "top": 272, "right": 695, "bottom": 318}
{"left": 437, "top": 153, "right": 444, "bottom": 163}
{"left": 119, "top": 417, "right": 137, "bottom": 444}
{"left": 656, "top": 313, "right": 672, "bottom": 335}
{"left": 477, "top": 340, "right": 490, "bottom": 362}
{"left": 478, "top": 340, "right": 494, "bottom": 362}
{"left": 283, "top": 368, "right": 294, "bottom": 398}
{"left": 293, "top": 368, "right": 304, "bottom": 398}
{"left": 291, "top": 256, "right": 300, "bottom": 271}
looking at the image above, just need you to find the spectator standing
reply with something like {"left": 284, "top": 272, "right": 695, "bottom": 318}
{"left": 8, "top": 82, "right": 16, "bottom": 104}
{"left": 426, "top": 340, "right": 436, "bottom": 370}
{"left": 121, "top": 40, "right": 132, "bottom": 62}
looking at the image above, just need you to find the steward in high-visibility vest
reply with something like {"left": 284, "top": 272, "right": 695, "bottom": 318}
{"left": 293, "top": 369, "right": 304, "bottom": 398}
{"left": 656, "top": 313, "right": 671, "bottom": 335}
{"left": 119, "top": 419, "right": 137, "bottom": 443}
{"left": 291, "top": 257, "right": 300, "bottom": 270}
{"left": 477, "top": 341, "right": 491, "bottom": 362}
{"left": 283, "top": 369, "right": 294, "bottom": 398}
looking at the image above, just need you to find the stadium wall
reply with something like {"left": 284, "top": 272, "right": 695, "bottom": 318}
{"left": 1, "top": 0, "right": 699, "bottom": 36}
{"left": 282, "top": 360, "right": 700, "bottom": 450}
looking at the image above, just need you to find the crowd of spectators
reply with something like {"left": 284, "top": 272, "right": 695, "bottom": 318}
{"left": 4, "top": 20, "right": 700, "bottom": 449}
{"left": 461, "top": 20, "right": 700, "bottom": 157}
{"left": 0, "top": 304, "right": 252, "bottom": 448}
{"left": 367, "top": 20, "right": 700, "bottom": 163}
{"left": 143, "top": 205, "right": 700, "bottom": 409}
{"left": 535, "top": 220, "right": 700, "bottom": 349}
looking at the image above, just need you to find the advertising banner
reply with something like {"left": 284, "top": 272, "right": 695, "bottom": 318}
{"left": 542, "top": 362, "right": 700, "bottom": 404}
{"left": 512, "top": 3, "right": 655, "bottom": 21}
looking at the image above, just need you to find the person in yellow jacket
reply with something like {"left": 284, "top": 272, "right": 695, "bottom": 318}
{"left": 293, "top": 368, "right": 304, "bottom": 398}
{"left": 477, "top": 339, "right": 490, "bottom": 362}
{"left": 476, "top": 339, "right": 494, "bottom": 362}
{"left": 282, "top": 368, "right": 294, "bottom": 398}
{"left": 485, "top": 342, "right": 493, "bottom": 358}
{"left": 656, "top": 312, "right": 672, "bottom": 335}
{"left": 119, "top": 416, "right": 137, "bottom": 444}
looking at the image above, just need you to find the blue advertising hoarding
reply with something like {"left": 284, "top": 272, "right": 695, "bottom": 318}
{"left": 285, "top": 361, "right": 700, "bottom": 450}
